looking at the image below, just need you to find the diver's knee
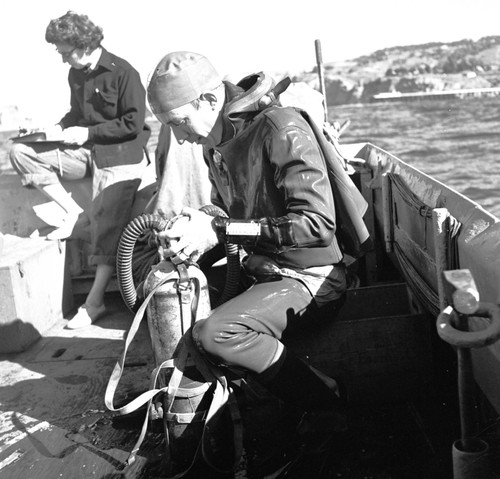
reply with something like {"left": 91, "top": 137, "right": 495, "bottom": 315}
{"left": 192, "top": 317, "right": 213, "bottom": 350}
{"left": 192, "top": 314, "right": 231, "bottom": 357}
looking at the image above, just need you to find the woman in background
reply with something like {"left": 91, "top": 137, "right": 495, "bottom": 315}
{"left": 9, "top": 11, "right": 150, "bottom": 329}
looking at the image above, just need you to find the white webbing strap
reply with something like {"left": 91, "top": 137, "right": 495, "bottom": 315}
{"left": 104, "top": 265, "right": 242, "bottom": 473}
{"left": 104, "top": 271, "right": 180, "bottom": 465}
{"left": 162, "top": 332, "right": 242, "bottom": 477}
{"left": 104, "top": 271, "right": 178, "bottom": 415}
{"left": 183, "top": 333, "right": 244, "bottom": 473}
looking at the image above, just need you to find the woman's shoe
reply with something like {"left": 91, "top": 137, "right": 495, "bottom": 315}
{"left": 66, "top": 303, "right": 106, "bottom": 329}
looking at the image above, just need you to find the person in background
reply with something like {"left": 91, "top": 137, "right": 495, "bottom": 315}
{"left": 9, "top": 11, "right": 150, "bottom": 329}
{"left": 146, "top": 51, "right": 370, "bottom": 446}
{"left": 150, "top": 123, "right": 211, "bottom": 219}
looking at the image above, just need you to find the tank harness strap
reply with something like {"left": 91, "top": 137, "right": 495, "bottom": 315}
{"left": 104, "top": 271, "right": 178, "bottom": 466}
{"left": 149, "top": 332, "right": 243, "bottom": 478}
{"left": 105, "top": 272, "right": 177, "bottom": 414}
{"left": 180, "top": 332, "right": 244, "bottom": 475}
{"left": 175, "top": 262, "right": 199, "bottom": 336}
{"left": 104, "top": 266, "right": 243, "bottom": 471}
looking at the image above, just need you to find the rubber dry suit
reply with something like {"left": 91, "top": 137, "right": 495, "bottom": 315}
{"left": 191, "top": 72, "right": 370, "bottom": 410}
{"left": 218, "top": 72, "right": 371, "bottom": 260}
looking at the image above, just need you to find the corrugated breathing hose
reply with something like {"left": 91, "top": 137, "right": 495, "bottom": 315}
{"left": 116, "top": 207, "right": 240, "bottom": 313}
{"left": 199, "top": 205, "right": 241, "bottom": 307}
{"left": 116, "top": 214, "right": 168, "bottom": 312}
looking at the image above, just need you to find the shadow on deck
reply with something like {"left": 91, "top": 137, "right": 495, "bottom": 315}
{"left": 0, "top": 284, "right": 499, "bottom": 478}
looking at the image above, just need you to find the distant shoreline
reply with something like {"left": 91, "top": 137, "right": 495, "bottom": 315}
{"left": 372, "top": 86, "right": 500, "bottom": 102}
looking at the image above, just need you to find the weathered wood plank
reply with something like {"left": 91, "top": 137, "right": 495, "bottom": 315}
{"left": 0, "top": 294, "right": 162, "bottom": 478}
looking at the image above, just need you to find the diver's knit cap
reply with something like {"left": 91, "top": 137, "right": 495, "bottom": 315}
{"left": 148, "top": 51, "right": 222, "bottom": 114}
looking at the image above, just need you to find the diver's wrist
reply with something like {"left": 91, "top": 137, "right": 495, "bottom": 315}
{"left": 212, "top": 216, "right": 261, "bottom": 245}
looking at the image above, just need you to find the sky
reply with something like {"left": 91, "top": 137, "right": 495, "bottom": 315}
{"left": 1, "top": 0, "right": 499, "bottom": 124}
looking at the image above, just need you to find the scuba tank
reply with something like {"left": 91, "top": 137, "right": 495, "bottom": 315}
{"left": 115, "top": 207, "right": 239, "bottom": 363}
{"left": 108, "top": 207, "right": 243, "bottom": 475}
{"left": 116, "top": 212, "right": 210, "bottom": 363}
{"left": 143, "top": 250, "right": 212, "bottom": 365}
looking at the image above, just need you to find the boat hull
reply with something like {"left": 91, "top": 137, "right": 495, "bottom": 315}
{"left": 344, "top": 142, "right": 500, "bottom": 413}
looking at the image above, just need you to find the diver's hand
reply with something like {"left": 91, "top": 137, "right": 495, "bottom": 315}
{"left": 159, "top": 207, "right": 219, "bottom": 262}
{"left": 61, "top": 126, "right": 89, "bottom": 145}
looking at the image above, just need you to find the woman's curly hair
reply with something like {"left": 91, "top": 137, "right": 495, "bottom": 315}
{"left": 45, "top": 11, "right": 104, "bottom": 51}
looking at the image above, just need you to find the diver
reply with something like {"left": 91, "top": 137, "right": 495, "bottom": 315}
{"left": 146, "top": 51, "right": 369, "bottom": 449}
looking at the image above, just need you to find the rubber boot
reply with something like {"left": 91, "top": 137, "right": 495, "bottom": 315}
{"left": 256, "top": 348, "right": 347, "bottom": 441}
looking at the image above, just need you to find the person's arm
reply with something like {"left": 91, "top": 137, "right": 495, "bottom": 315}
{"left": 59, "top": 71, "right": 83, "bottom": 129}
{"left": 213, "top": 124, "right": 336, "bottom": 252}
{"left": 87, "top": 68, "right": 146, "bottom": 142}
{"left": 48, "top": 72, "right": 88, "bottom": 144}
{"left": 159, "top": 121, "right": 336, "bottom": 259}
{"left": 207, "top": 157, "right": 226, "bottom": 212}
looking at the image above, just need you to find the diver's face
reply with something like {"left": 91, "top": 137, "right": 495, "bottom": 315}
{"left": 158, "top": 100, "right": 220, "bottom": 146}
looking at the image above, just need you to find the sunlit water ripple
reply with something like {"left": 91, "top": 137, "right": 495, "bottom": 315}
{"left": 1, "top": 96, "right": 499, "bottom": 218}
{"left": 334, "top": 97, "right": 500, "bottom": 218}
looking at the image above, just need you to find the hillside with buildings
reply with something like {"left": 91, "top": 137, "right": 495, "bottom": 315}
{"left": 293, "top": 36, "right": 500, "bottom": 105}
{"left": 2, "top": 35, "right": 500, "bottom": 133}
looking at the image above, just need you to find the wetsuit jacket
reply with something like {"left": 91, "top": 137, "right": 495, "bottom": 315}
{"left": 206, "top": 82, "right": 343, "bottom": 270}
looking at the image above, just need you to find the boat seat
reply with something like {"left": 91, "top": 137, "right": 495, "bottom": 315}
{"left": 284, "top": 281, "right": 433, "bottom": 405}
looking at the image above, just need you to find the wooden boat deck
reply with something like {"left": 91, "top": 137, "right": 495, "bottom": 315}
{"left": 0, "top": 292, "right": 162, "bottom": 478}
{"left": 3, "top": 285, "right": 498, "bottom": 479}
{"left": 2, "top": 139, "right": 500, "bottom": 476}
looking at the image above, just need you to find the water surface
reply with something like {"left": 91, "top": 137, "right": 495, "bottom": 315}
{"left": 334, "top": 97, "right": 500, "bottom": 217}
{"left": 2, "top": 97, "right": 499, "bottom": 217}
